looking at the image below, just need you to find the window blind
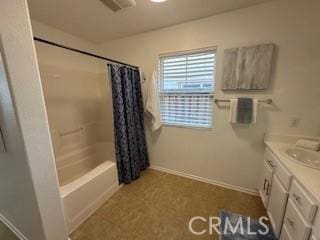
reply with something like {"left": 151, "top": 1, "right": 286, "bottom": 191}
{"left": 159, "top": 50, "right": 216, "bottom": 128}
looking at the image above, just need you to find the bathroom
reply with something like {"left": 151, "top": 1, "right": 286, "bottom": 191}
{"left": 0, "top": 0, "right": 319, "bottom": 239}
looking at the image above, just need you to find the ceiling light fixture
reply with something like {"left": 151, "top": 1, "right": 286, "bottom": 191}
{"left": 150, "top": 0, "right": 167, "bottom": 3}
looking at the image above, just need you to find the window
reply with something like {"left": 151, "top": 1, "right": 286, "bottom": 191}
{"left": 159, "top": 49, "right": 216, "bottom": 128}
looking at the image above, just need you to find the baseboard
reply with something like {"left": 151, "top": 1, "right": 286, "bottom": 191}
{"left": 0, "top": 214, "right": 28, "bottom": 240}
{"left": 150, "top": 165, "right": 258, "bottom": 196}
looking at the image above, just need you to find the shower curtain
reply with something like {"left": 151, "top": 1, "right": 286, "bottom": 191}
{"left": 109, "top": 64, "right": 149, "bottom": 184}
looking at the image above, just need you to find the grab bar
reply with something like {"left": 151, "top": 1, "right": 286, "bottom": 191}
{"left": 59, "top": 127, "right": 83, "bottom": 137}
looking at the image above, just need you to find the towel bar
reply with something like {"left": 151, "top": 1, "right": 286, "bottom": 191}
{"left": 214, "top": 99, "right": 272, "bottom": 104}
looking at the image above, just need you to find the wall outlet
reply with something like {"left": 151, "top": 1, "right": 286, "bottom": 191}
{"left": 290, "top": 117, "right": 300, "bottom": 128}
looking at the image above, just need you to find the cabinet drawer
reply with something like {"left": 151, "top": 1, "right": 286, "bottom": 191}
{"left": 290, "top": 180, "right": 317, "bottom": 223}
{"left": 284, "top": 199, "right": 311, "bottom": 240}
{"left": 280, "top": 225, "right": 294, "bottom": 240}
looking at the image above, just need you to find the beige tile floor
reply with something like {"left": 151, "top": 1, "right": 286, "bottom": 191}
{"left": 71, "top": 169, "right": 266, "bottom": 240}
{"left": 0, "top": 220, "right": 19, "bottom": 240}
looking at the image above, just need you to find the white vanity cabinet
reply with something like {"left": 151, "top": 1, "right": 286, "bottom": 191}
{"left": 259, "top": 148, "right": 320, "bottom": 240}
{"left": 260, "top": 146, "right": 319, "bottom": 240}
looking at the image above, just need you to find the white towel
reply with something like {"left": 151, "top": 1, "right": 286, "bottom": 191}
{"left": 296, "top": 139, "right": 320, "bottom": 151}
{"left": 229, "top": 99, "right": 238, "bottom": 124}
{"left": 145, "top": 71, "right": 161, "bottom": 132}
{"left": 252, "top": 99, "right": 259, "bottom": 124}
{"left": 229, "top": 98, "right": 259, "bottom": 124}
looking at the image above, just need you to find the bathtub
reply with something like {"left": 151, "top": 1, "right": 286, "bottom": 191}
{"left": 57, "top": 143, "right": 120, "bottom": 233}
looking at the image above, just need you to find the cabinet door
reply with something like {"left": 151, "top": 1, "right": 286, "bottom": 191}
{"left": 259, "top": 160, "right": 274, "bottom": 208}
{"left": 267, "top": 175, "right": 289, "bottom": 238}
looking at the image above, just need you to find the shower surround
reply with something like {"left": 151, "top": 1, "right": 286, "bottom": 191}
{"left": 35, "top": 41, "right": 119, "bottom": 233}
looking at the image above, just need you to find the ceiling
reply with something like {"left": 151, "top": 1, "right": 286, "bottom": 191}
{"left": 28, "top": 0, "right": 271, "bottom": 44}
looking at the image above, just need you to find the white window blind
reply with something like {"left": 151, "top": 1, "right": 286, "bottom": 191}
{"left": 159, "top": 49, "right": 216, "bottom": 128}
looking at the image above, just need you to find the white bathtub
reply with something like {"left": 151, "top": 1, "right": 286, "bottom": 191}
{"left": 57, "top": 143, "right": 119, "bottom": 233}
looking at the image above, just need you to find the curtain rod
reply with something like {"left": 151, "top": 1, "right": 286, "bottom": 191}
{"left": 33, "top": 37, "right": 139, "bottom": 69}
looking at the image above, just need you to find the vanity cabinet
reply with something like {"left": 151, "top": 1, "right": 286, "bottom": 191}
{"left": 261, "top": 146, "right": 319, "bottom": 240}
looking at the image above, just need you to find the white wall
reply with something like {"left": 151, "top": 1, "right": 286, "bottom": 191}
{"left": 0, "top": 1, "right": 68, "bottom": 239}
{"left": 32, "top": 20, "right": 99, "bottom": 54}
{"left": 99, "top": 0, "right": 320, "bottom": 192}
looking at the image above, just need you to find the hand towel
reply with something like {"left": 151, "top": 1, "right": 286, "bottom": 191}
{"left": 229, "top": 98, "right": 258, "bottom": 124}
{"left": 229, "top": 99, "right": 238, "bottom": 123}
{"left": 237, "top": 98, "right": 253, "bottom": 124}
{"left": 145, "top": 71, "right": 161, "bottom": 132}
{"left": 296, "top": 139, "right": 320, "bottom": 151}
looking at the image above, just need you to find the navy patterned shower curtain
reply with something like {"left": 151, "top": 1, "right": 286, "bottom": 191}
{"left": 109, "top": 64, "right": 149, "bottom": 184}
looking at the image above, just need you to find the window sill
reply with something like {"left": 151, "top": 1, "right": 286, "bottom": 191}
{"left": 161, "top": 122, "right": 213, "bottom": 131}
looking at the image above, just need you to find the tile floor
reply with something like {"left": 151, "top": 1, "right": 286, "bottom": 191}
{"left": 71, "top": 169, "right": 266, "bottom": 240}
{"left": 0, "top": 220, "right": 19, "bottom": 240}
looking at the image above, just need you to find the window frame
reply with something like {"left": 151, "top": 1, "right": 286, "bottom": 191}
{"left": 158, "top": 47, "right": 217, "bottom": 129}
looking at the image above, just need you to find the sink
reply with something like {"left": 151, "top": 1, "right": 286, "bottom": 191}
{"left": 281, "top": 147, "right": 320, "bottom": 170}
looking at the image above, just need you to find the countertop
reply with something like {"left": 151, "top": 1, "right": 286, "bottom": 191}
{"left": 265, "top": 140, "right": 320, "bottom": 204}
